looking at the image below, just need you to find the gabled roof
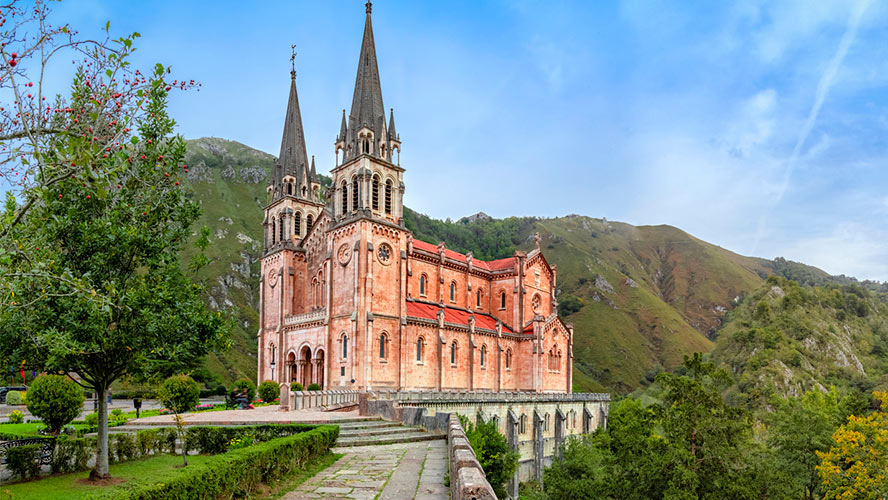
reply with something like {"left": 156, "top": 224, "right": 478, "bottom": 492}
{"left": 410, "top": 239, "right": 516, "bottom": 273}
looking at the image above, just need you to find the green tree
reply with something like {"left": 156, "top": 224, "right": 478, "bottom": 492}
{"left": 767, "top": 387, "right": 843, "bottom": 500}
{"left": 158, "top": 374, "right": 200, "bottom": 466}
{"left": 543, "top": 436, "right": 611, "bottom": 500}
{"left": 0, "top": 8, "right": 228, "bottom": 478}
{"left": 460, "top": 416, "right": 519, "bottom": 498}
{"left": 25, "top": 374, "right": 85, "bottom": 435}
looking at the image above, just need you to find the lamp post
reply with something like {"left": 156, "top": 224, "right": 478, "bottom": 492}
{"left": 270, "top": 361, "right": 276, "bottom": 381}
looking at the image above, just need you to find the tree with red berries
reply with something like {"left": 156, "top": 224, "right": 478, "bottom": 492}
{"left": 0, "top": 1, "right": 228, "bottom": 480}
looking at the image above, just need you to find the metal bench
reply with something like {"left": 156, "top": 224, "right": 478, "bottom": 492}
{"left": 0, "top": 438, "right": 55, "bottom": 466}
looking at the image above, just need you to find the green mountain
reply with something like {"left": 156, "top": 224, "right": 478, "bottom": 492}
{"left": 709, "top": 275, "right": 888, "bottom": 408}
{"left": 183, "top": 137, "right": 882, "bottom": 395}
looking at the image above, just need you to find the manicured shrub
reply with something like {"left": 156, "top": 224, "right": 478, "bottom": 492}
{"left": 8, "top": 409, "right": 24, "bottom": 424}
{"left": 307, "top": 383, "right": 321, "bottom": 391}
{"left": 90, "top": 425, "right": 339, "bottom": 499}
{"left": 25, "top": 374, "right": 85, "bottom": 435}
{"left": 5, "top": 390, "right": 23, "bottom": 405}
{"left": 460, "top": 415, "right": 520, "bottom": 499}
{"left": 110, "top": 433, "right": 138, "bottom": 463}
{"left": 231, "top": 378, "right": 256, "bottom": 402}
{"left": 158, "top": 374, "right": 201, "bottom": 414}
{"left": 137, "top": 428, "right": 160, "bottom": 457}
{"left": 84, "top": 412, "right": 99, "bottom": 427}
{"left": 258, "top": 380, "right": 280, "bottom": 403}
{"left": 6, "top": 443, "right": 43, "bottom": 480}
{"left": 292, "top": 382, "right": 304, "bottom": 391}
{"left": 51, "top": 435, "right": 96, "bottom": 474}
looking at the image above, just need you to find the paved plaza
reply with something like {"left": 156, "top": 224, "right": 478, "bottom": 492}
{"left": 283, "top": 440, "right": 448, "bottom": 500}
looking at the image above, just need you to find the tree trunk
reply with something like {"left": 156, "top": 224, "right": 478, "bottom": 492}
{"left": 90, "top": 385, "right": 111, "bottom": 480}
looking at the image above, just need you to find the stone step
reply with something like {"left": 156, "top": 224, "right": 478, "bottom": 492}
{"left": 338, "top": 425, "right": 425, "bottom": 438}
{"left": 336, "top": 420, "right": 402, "bottom": 431}
{"left": 335, "top": 431, "right": 445, "bottom": 447}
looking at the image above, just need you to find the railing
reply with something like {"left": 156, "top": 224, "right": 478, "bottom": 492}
{"left": 448, "top": 414, "right": 497, "bottom": 499}
{"left": 0, "top": 437, "right": 55, "bottom": 465}
{"left": 285, "top": 389, "right": 359, "bottom": 411}
{"left": 283, "top": 308, "right": 327, "bottom": 327}
{"left": 372, "top": 389, "right": 610, "bottom": 404}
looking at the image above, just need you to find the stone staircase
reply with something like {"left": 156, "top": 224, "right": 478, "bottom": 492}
{"left": 334, "top": 419, "right": 445, "bottom": 448}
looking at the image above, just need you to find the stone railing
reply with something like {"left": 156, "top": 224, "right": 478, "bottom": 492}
{"left": 285, "top": 389, "right": 359, "bottom": 411}
{"left": 374, "top": 389, "right": 610, "bottom": 404}
{"left": 283, "top": 308, "right": 327, "bottom": 327}
{"left": 448, "top": 414, "right": 497, "bottom": 500}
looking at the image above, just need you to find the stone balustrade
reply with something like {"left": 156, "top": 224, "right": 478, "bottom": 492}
{"left": 285, "top": 389, "right": 359, "bottom": 411}
{"left": 448, "top": 414, "right": 497, "bottom": 500}
{"left": 373, "top": 389, "right": 610, "bottom": 404}
{"left": 283, "top": 308, "right": 327, "bottom": 327}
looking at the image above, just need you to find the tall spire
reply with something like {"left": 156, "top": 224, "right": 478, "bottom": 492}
{"left": 345, "top": 0, "right": 386, "bottom": 161}
{"left": 275, "top": 60, "right": 310, "bottom": 198}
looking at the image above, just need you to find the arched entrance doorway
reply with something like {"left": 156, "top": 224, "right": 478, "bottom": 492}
{"left": 314, "top": 349, "right": 325, "bottom": 389}
{"left": 300, "top": 346, "right": 312, "bottom": 388}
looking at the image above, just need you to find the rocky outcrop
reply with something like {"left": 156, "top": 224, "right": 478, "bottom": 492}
{"left": 240, "top": 166, "right": 266, "bottom": 184}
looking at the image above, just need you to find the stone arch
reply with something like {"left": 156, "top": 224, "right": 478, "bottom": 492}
{"left": 299, "top": 345, "right": 312, "bottom": 389}
{"left": 286, "top": 350, "right": 297, "bottom": 383}
{"left": 313, "top": 347, "right": 326, "bottom": 389}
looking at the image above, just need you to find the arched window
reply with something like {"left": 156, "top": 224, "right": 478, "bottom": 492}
{"left": 279, "top": 214, "right": 286, "bottom": 242}
{"left": 372, "top": 175, "right": 380, "bottom": 211}
{"left": 416, "top": 338, "right": 424, "bottom": 362}
{"left": 419, "top": 275, "right": 427, "bottom": 296}
{"left": 476, "top": 289, "right": 482, "bottom": 308}
{"left": 362, "top": 138, "right": 370, "bottom": 154}
{"left": 342, "top": 334, "right": 348, "bottom": 359}
{"left": 302, "top": 185, "right": 306, "bottom": 197}
{"left": 519, "top": 414, "right": 527, "bottom": 434}
{"left": 294, "top": 212, "right": 302, "bottom": 237}
{"left": 352, "top": 177, "right": 359, "bottom": 211}
{"left": 380, "top": 143, "right": 386, "bottom": 158}
{"left": 480, "top": 344, "right": 487, "bottom": 367}
{"left": 340, "top": 181, "right": 348, "bottom": 215}
{"left": 286, "top": 182, "right": 292, "bottom": 196}
{"left": 379, "top": 333, "right": 387, "bottom": 359}
{"left": 271, "top": 218, "right": 277, "bottom": 245}
{"left": 450, "top": 282, "right": 456, "bottom": 302}
{"left": 505, "top": 348, "right": 512, "bottom": 369}
{"left": 500, "top": 291, "right": 506, "bottom": 309}
{"left": 306, "top": 214, "right": 313, "bottom": 234}
{"left": 450, "top": 342, "right": 457, "bottom": 365}
{"left": 557, "top": 350, "right": 562, "bottom": 372}
{"left": 385, "top": 179, "right": 392, "bottom": 214}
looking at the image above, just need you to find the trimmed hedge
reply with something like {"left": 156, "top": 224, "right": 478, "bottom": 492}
{"left": 86, "top": 424, "right": 339, "bottom": 499}
{"left": 185, "top": 424, "right": 318, "bottom": 454}
{"left": 6, "top": 443, "right": 42, "bottom": 480}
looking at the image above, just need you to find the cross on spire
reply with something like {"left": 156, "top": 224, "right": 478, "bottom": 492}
{"left": 290, "top": 44, "right": 297, "bottom": 78}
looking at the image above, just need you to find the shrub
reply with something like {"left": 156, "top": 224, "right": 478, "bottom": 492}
{"left": 110, "top": 433, "right": 138, "bottom": 463}
{"left": 26, "top": 374, "right": 85, "bottom": 435}
{"left": 292, "top": 383, "right": 304, "bottom": 391}
{"left": 52, "top": 435, "right": 96, "bottom": 474}
{"left": 8, "top": 409, "right": 24, "bottom": 424}
{"left": 307, "top": 383, "right": 321, "bottom": 391}
{"left": 231, "top": 378, "right": 256, "bottom": 402}
{"left": 84, "top": 412, "right": 99, "bottom": 427}
{"left": 185, "top": 423, "right": 317, "bottom": 455}
{"left": 90, "top": 425, "right": 339, "bottom": 499}
{"left": 460, "top": 416, "right": 519, "bottom": 499}
{"left": 5, "top": 390, "right": 23, "bottom": 405}
{"left": 6, "top": 443, "right": 43, "bottom": 480}
{"left": 137, "top": 428, "right": 160, "bottom": 457}
{"left": 258, "top": 380, "right": 280, "bottom": 403}
{"left": 158, "top": 374, "right": 201, "bottom": 414}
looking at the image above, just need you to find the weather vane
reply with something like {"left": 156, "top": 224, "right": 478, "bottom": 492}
{"left": 290, "top": 45, "right": 297, "bottom": 76}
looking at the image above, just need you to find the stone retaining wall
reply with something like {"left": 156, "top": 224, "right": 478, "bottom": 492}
{"left": 278, "top": 384, "right": 359, "bottom": 411}
{"left": 447, "top": 414, "right": 497, "bottom": 500}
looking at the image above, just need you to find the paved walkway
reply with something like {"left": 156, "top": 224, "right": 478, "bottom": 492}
{"left": 127, "top": 405, "right": 365, "bottom": 426}
{"left": 283, "top": 440, "right": 449, "bottom": 500}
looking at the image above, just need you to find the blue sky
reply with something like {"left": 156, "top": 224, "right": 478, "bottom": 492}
{"left": 46, "top": 0, "right": 888, "bottom": 281}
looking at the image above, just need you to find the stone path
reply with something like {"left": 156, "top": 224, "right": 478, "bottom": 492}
{"left": 283, "top": 440, "right": 449, "bottom": 500}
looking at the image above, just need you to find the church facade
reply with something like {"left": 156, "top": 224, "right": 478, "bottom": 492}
{"left": 257, "top": 2, "right": 573, "bottom": 393}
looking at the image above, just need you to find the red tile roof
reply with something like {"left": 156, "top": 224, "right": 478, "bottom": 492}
{"left": 405, "top": 301, "right": 518, "bottom": 334}
{"left": 411, "top": 239, "right": 515, "bottom": 272}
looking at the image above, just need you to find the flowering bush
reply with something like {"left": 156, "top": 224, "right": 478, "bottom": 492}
{"left": 194, "top": 404, "right": 214, "bottom": 411}
{"left": 8, "top": 409, "right": 24, "bottom": 424}
{"left": 227, "top": 434, "right": 254, "bottom": 450}
{"left": 258, "top": 380, "right": 279, "bottom": 404}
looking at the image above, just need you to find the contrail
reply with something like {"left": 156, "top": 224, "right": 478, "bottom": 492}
{"left": 751, "top": 0, "right": 871, "bottom": 254}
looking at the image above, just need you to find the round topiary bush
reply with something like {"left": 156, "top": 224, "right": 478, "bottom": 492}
{"left": 26, "top": 374, "right": 85, "bottom": 435}
{"left": 84, "top": 412, "right": 99, "bottom": 427}
{"left": 292, "top": 383, "right": 304, "bottom": 391}
{"left": 258, "top": 380, "right": 280, "bottom": 403}
{"left": 158, "top": 374, "right": 200, "bottom": 414}
{"left": 8, "top": 409, "right": 24, "bottom": 424}
{"left": 307, "top": 383, "right": 321, "bottom": 391}
{"left": 5, "top": 390, "right": 23, "bottom": 405}
{"left": 231, "top": 378, "right": 256, "bottom": 402}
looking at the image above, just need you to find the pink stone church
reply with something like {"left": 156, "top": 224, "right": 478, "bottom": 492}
{"left": 257, "top": 3, "right": 573, "bottom": 393}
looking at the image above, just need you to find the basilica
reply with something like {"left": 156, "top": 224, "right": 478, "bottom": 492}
{"left": 257, "top": 2, "right": 573, "bottom": 393}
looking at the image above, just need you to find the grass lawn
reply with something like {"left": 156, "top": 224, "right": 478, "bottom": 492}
{"left": 0, "top": 423, "right": 90, "bottom": 437}
{"left": 0, "top": 454, "right": 216, "bottom": 499}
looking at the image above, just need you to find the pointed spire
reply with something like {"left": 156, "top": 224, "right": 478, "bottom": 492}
{"left": 276, "top": 66, "right": 309, "bottom": 197}
{"left": 345, "top": 0, "right": 386, "bottom": 161}
{"left": 388, "top": 108, "right": 397, "bottom": 141}
{"left": 310, "top": 155, "right": 318, "bottom": 181}
{"left": 338, "top": 109, "right": 347, "bottom": 142}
